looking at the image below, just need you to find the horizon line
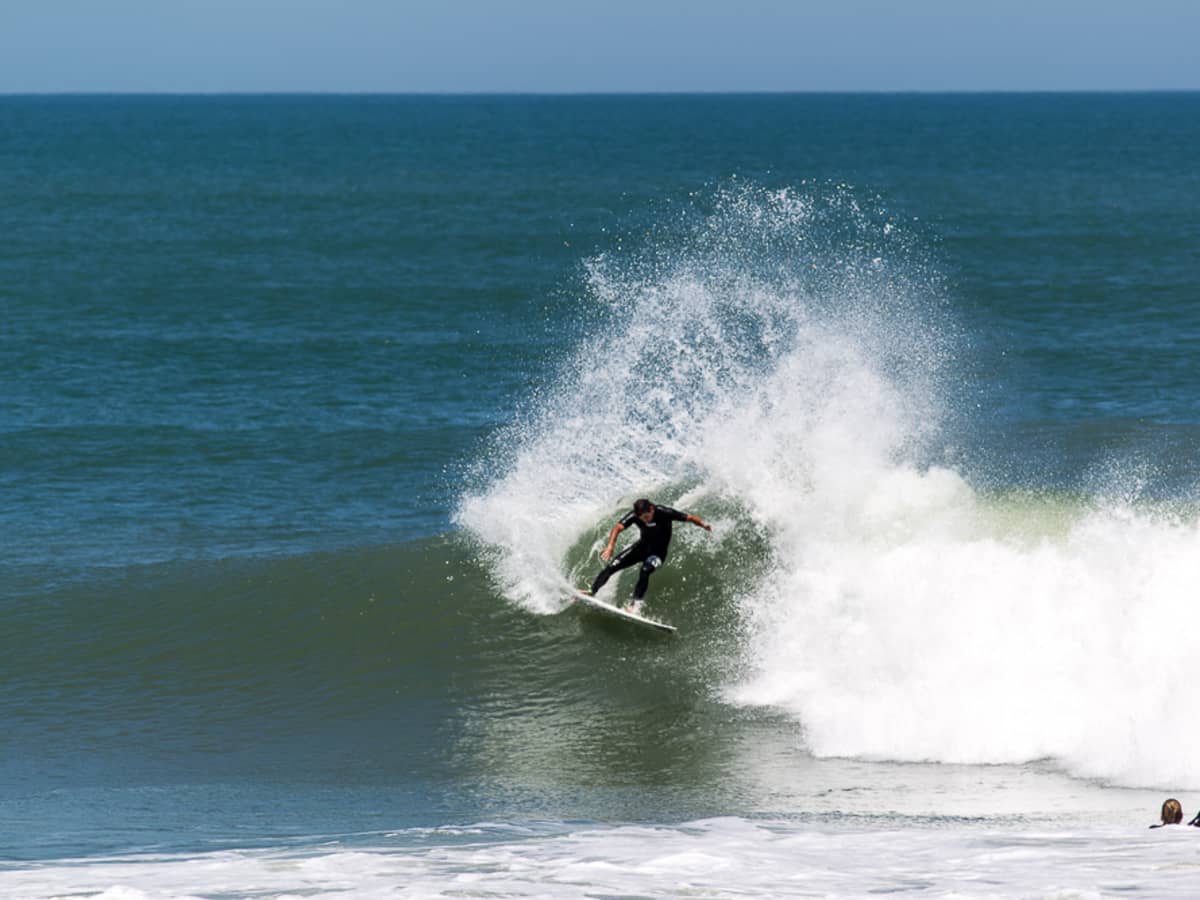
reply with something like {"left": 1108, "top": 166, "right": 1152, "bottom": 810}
{"left": 1, "top": 88, "right": 1199, "bottom": 98}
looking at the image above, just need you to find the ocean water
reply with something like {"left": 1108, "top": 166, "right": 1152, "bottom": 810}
{"left": 3, "top": 93, "right": 1200, "bottom": 897}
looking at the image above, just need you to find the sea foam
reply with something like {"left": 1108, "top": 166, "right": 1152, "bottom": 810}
{"left": 6, "top": 819, "right": 1199, "bottom": 898}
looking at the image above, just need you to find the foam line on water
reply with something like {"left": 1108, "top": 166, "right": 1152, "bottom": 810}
{"left": 7, "top": 819, "right": 1200, "bottom": 898}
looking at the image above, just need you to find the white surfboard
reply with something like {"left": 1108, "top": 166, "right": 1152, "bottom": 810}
{"left": 566, "top": 588, "right": 677, "bottom": 634}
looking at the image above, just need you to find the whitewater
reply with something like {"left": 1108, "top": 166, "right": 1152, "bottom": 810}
{"left": 7, "top": 818, "right": 1200, "bottom": 899}
{"left": 459, "top": 185, "right": 1200, "bottom": 794}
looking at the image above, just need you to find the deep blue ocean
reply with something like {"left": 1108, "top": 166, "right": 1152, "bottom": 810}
{"left": 3, "top": 94, "right": 1200, "bottom": 897}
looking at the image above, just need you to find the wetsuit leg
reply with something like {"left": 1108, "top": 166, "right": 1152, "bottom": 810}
{"left": 591, "top": 543, "right": 647, "bottom": 595}
{"left": 632, "top": 554, "right": 663, "bottom": 600}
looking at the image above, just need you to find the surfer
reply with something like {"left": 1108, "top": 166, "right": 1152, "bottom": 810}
{"left": 586, "top": 499, "right": 712, "bottom": 610}
{"left": 1150, "top": 798, "right": 1184, "bottom": 828}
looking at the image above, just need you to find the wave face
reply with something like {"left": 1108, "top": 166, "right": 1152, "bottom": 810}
{"left": 459, "top": 184, "right": 1200, "bottom": 790}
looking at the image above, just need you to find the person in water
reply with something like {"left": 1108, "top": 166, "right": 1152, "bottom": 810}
{"left": 586, "top": 498, "right": 712, "bottom": 610}
{"left": 1150, "top": 798, "right": 1184, "bottom": 828}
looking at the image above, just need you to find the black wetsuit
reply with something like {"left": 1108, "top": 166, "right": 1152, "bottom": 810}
{"left": 591, "top": 505, "right": 689, "bottom": 600}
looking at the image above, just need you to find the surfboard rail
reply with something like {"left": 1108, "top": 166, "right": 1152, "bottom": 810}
{"left": 566, "top": 588, "right": 677, "bottom": 634}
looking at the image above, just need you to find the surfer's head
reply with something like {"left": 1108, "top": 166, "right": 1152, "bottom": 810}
{"left": 1161, "top": 799, "right": 1183, "bottom": 825}
{"left": 633, "top": 498, "right": 655, "bottom": 522}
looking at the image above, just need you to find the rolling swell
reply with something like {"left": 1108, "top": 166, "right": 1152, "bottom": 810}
{"left": 5, "top": 531, "right": 764, "bottom": 804}
{"left": 7, "top": 540, "right": 528, "bottom": 721}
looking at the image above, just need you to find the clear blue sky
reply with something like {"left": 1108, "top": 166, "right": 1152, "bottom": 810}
{"left": 1, "top": 1, "right": 1196, "bottom": 93}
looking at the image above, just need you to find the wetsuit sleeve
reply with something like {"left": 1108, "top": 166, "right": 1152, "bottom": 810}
{"left": 617, "top": 511, "right": 637, "bottom": 528}
{"left": 659, "top": 506, "right": 689, "bottom": 522}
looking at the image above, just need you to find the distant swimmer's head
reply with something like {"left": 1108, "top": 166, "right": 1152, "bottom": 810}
{"left": 1161, "top": 798, "right": 1183, "bottom": 825}
{"left": 633, "top": 498, "right": 655, "bottom": 522}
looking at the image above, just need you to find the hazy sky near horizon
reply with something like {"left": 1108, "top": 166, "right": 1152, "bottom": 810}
{"left": 1, "top": 1, "right": 1196, "bottom": 93}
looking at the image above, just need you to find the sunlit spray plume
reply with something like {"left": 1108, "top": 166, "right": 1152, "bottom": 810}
{"left": 455, "top": 182, "right": 950, "bottom": 606}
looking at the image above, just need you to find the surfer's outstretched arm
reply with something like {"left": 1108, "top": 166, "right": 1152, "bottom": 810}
{"left": 600, "top": 521, "right": 625, "bottom": 562}
{"left": 686, "top": 514, "right": 713, "bottom": 532}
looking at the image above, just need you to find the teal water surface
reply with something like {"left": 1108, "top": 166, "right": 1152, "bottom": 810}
{"left": 3, "top": 94, "right": 1200, "bottom": 863}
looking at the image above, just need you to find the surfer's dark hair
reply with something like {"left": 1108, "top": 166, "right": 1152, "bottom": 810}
{"left": 633, "top": 499, "right": 654, "bottom": 515}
